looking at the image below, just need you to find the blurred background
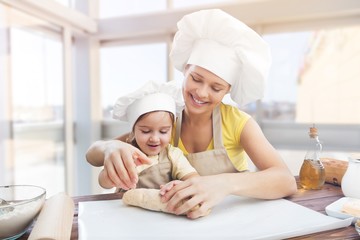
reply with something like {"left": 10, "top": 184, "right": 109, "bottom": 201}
{"left": 0, "top": 0, "right": 359, "bottom": 197}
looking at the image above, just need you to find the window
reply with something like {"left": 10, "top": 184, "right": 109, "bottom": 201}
{"left": 11, "top": 28, "right": 64, "bottom": 123}
{"left": 172, "top": 0, "right": 237, "bottom": 8}
{"left": 99, "top": 0, "right": 167, "bottom": 18}
{"left": 261, "top": 31, "right": 311, "bottom": 121}
{"left": 11, "top": 27, "right": 65, "bottom": 197}
{"left": 262, "top": 26, "right": 360, "bottom": 124}
{"left": 261, "top": 27, "right": 360, "bottom": 169}
{"left": 52, "top": 0, "right": 74, "bottom": 7}
{"left": 1, "top": 7, "right": 66, "bottom": 197}
{"left": 101, "top": 43, "right": 168, "bottom": 120}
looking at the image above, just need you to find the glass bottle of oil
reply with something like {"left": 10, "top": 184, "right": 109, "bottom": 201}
{"left": 299, "top": 126, "right": 326, "bottom": 190}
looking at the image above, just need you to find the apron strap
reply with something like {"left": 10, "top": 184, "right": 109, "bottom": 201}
{"left": 212, "top": 105, "right": 223, "bottom": 149}
{"left": 174, "top": 111, "right": 182, "bottom": 147}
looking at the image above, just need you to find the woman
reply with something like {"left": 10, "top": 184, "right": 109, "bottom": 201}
{"left": 86, "top": 9, "right": 297, "bottom": 219}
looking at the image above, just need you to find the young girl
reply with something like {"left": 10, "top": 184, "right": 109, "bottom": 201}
{"left": 98, "top": 80, "right": 198, "bottom": 191}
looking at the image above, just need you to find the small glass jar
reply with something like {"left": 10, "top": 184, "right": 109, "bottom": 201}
{"left": 341, "top": 156, "right": 360, "bottom": 198}
{"left": 299, "top": 126, "right": 325, "bottom": 190}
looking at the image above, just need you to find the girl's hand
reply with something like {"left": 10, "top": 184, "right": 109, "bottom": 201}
{"left": 102, "top": 140, "right": 152, "bottom": 190}
{"left": 161, "top": 175, "right": 229, "bottom": 219}
{"left": 159, "top": 180, "right": 182, "bottom": 196}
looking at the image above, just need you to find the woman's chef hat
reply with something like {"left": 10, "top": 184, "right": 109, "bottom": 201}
{"left": 170, "top": 9, "right": 271, "bottom": 107}
{"left": 112, "top": 80, "right": 184, "bottom": 129}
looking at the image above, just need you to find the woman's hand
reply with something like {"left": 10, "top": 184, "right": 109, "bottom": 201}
{"left": 161, "top": 175, "right": 229, "bottom": 219}
{"left": 101, "top": 140, "right": 152, "bottom": 190}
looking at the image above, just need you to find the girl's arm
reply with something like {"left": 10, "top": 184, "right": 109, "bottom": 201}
{"left": 86, "top": 134, "right": 153, "bottom": 190}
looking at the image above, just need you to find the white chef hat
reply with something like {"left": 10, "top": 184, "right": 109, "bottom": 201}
{"left": 112, "top": 80, "right": 184, "bottom": 129}
{"left": 170, "top": 9, "right": 271, "bottom": 107}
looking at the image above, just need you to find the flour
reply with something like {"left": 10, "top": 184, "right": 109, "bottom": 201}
{"left": 0, "top": 198, "right": 44, "bottom": 238}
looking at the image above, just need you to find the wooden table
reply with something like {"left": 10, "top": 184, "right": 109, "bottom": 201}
{"left": 20, "top": 179, "right": 359, "bottom": 239}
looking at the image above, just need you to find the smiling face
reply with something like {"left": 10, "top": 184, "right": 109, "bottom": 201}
{"left": 133, "top": 111, "right": 173, "bottom": 156}
{"left": 182, "top": 65, "right": 231, "bottom": 115}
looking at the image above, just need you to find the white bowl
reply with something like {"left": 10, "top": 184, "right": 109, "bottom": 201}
{"left": 0, "top": 185, "right": 46, "bottom": 240}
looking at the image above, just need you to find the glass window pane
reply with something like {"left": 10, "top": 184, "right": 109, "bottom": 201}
{"left": 100, "top": 0, "right": 166, "bottom": 18}
{"left": 101, "top": 43, "right": 167, "bottom": 119}
{"left": 11, "top": 29, "right": 64, "bottom": 121}
{"left": 262, "top": 26, "right": 360, "bottom": 124}
{"left": 10, "top": 27, "right": 65, "bottom": 197}
{"left": 172, "top": 0, "right": 237, "bottom": 8}
{"left": 262, "top": 31, "right": 311, "bottom": 122}
{"left": 52, "top": 0, "right": 73, "bottom": 7}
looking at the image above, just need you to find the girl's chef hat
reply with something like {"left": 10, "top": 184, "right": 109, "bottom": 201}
{"left": 112, "top": 80, "right": 184, "bottom": 128}
{"left": 170, "top": 9, "right": 271, "bottom": 107}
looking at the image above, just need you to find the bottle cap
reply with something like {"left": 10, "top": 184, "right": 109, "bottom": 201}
{"left": 309, "top": 126, "right": 318, "bottom": 138}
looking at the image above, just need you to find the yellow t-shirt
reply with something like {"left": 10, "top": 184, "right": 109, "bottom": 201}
{"left": 173, "top": 103, "right": 250, "bottom": 171}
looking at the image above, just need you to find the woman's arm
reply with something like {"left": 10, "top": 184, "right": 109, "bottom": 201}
{"left": 161, "top": 118, "right": 297, "bottom": 219}
{"left": 233, "top": 117, "right": 297, "bottom": 198}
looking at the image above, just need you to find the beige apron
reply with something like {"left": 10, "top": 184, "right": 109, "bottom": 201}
{"left": 116, "top": 148, "right": 172, "bottom": 192}
{"left": 174, "top": 106, "right": 238, "bottom": 176}
{"left": 136, "top": 148, "right": 173, "bottom": 189}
